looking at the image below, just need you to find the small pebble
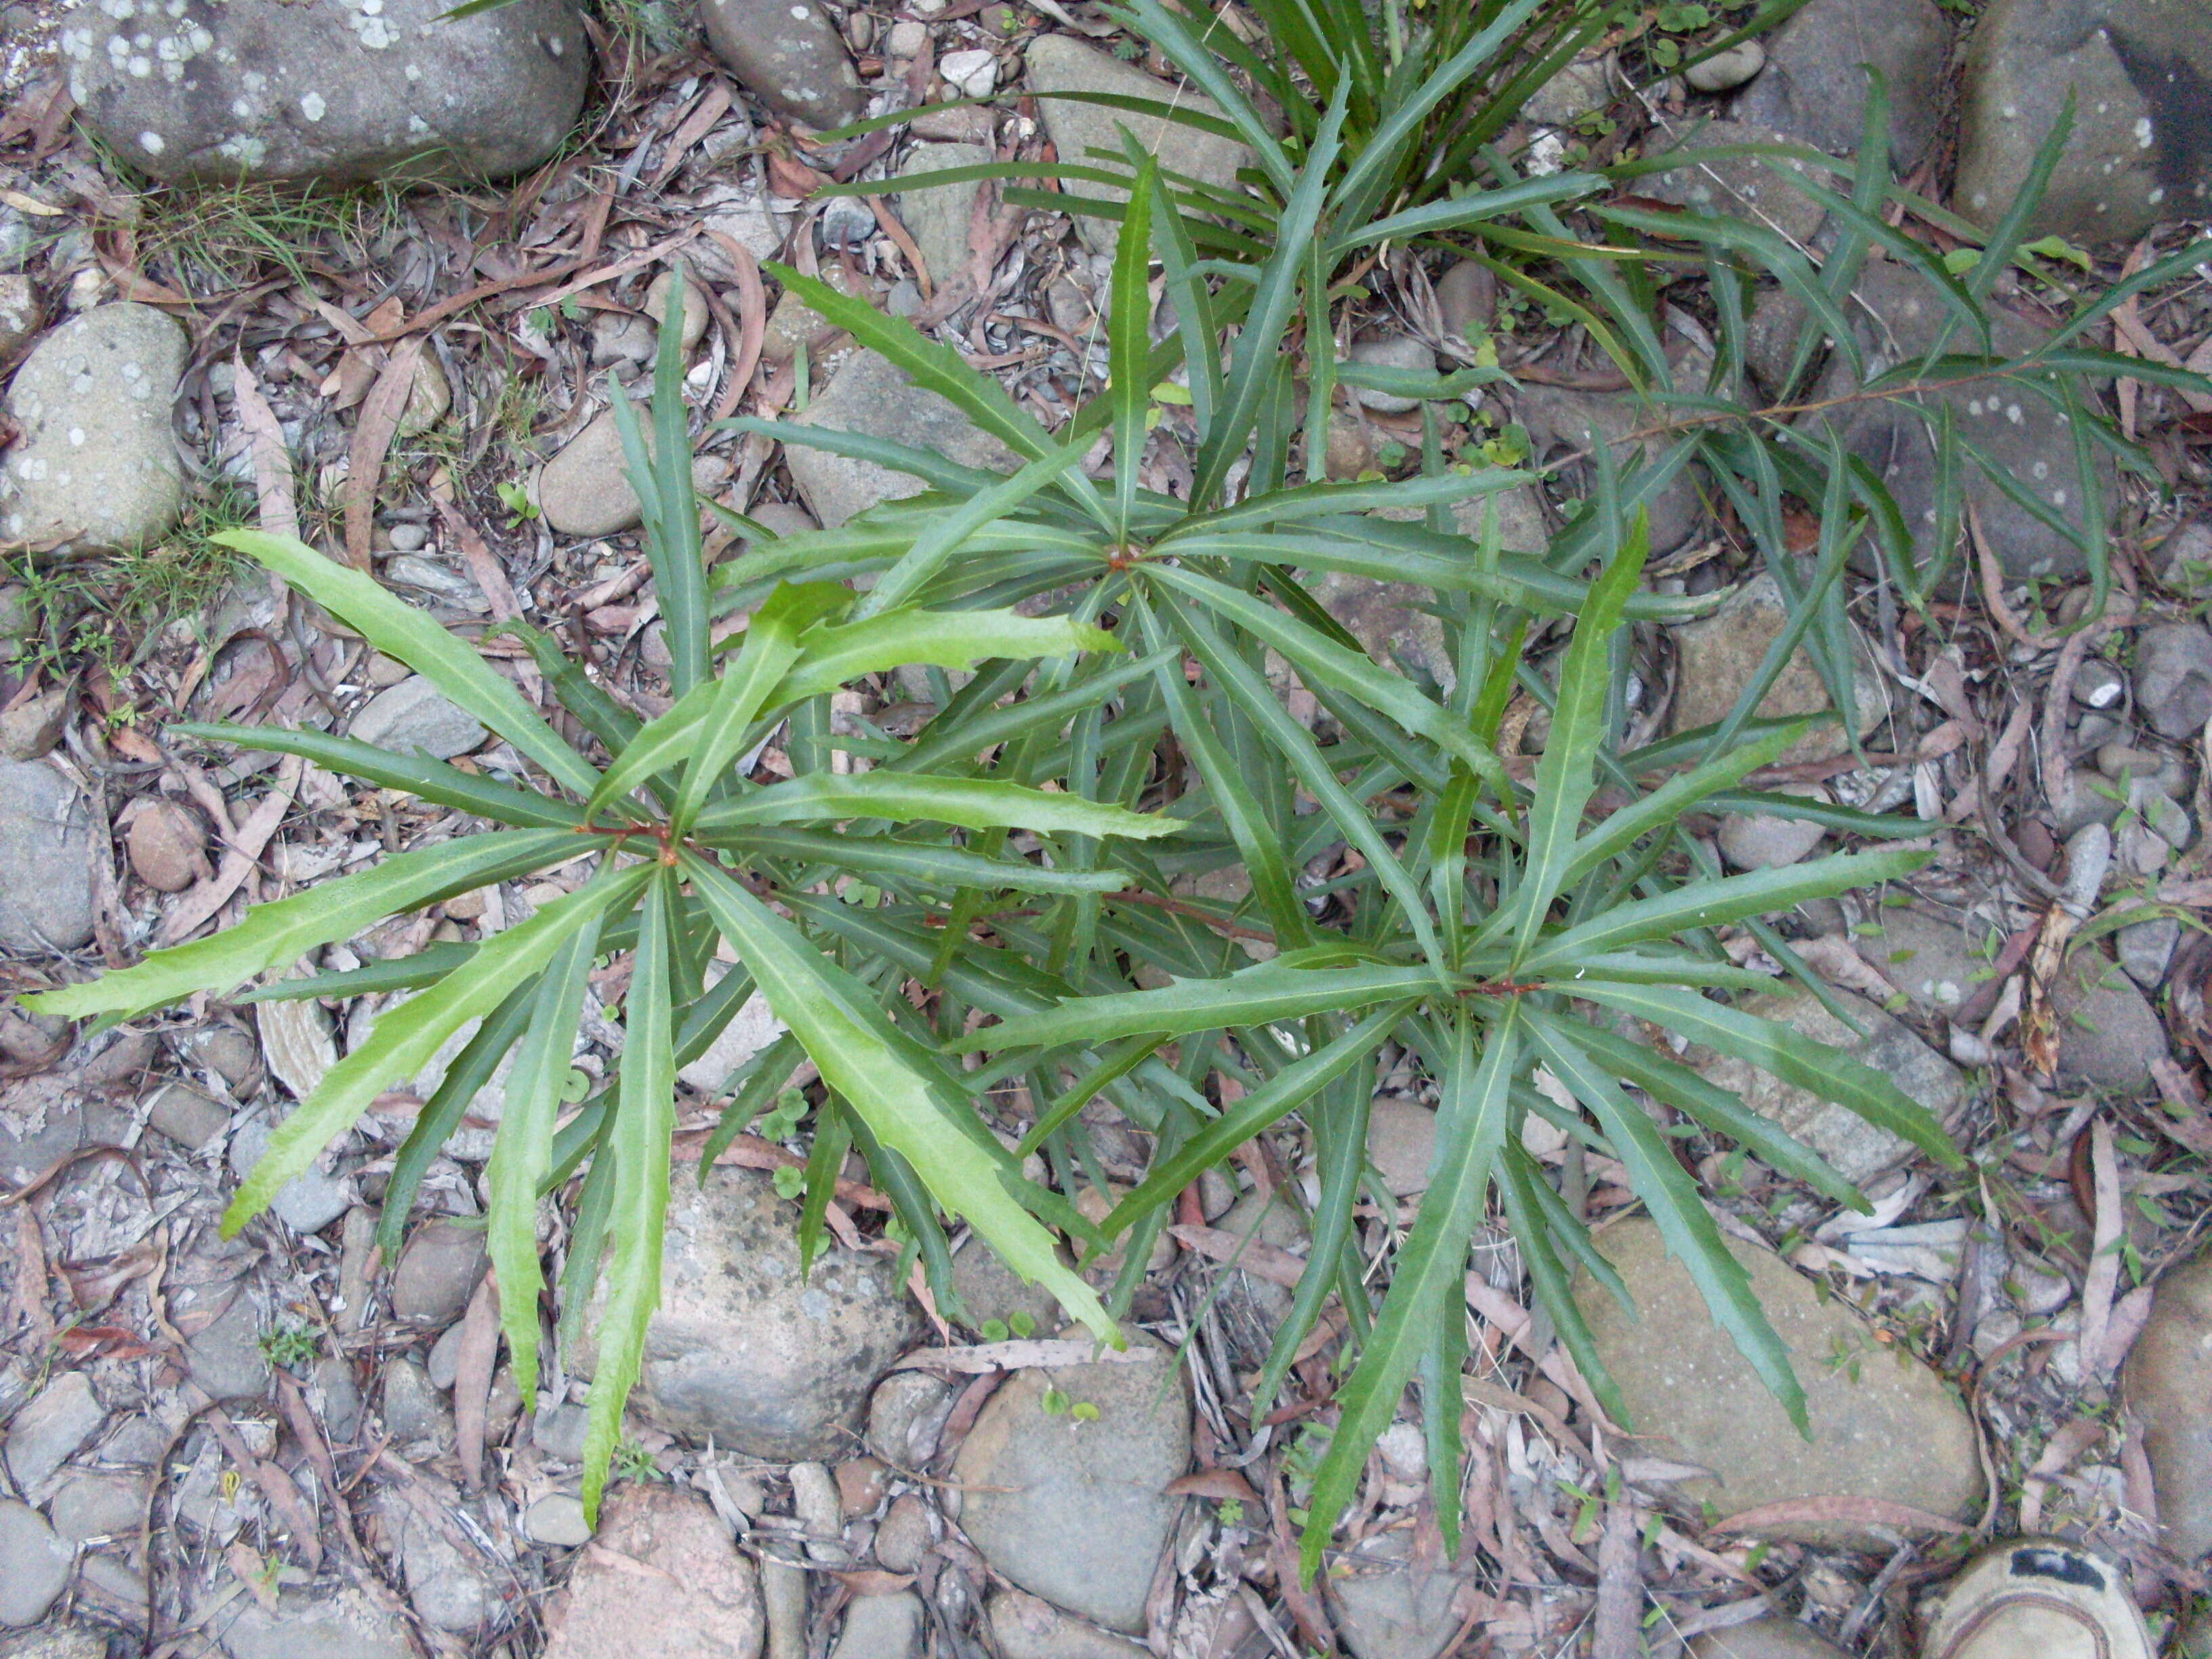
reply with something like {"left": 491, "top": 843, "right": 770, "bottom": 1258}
{"left": 1685, "top": 38, "right": 1766, "bottom": 92}
{"left": 939, "top": 47, "right": 997, "bottom": 96}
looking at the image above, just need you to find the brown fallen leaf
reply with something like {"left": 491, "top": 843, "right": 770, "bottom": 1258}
{"left": 1166, "top": 1223, "right": 1307, "bottom": 1288}
{"left": 343, "top": 334, "right": 424, "bottom": 573}
{"left": 831, "top": 1569, "right": 916, "bottom": 1596}
{"left": 1165, "top": 1468, "right": 1263, "bottom": 1505}
{"left": 159, "top": 752, "right": 302, "bottom": 945}
{"left": 232, "top": 358, "right": 300, "bottom": 543}
{"left": 453, "top": 1273, "right": 500, "bottom": 1489}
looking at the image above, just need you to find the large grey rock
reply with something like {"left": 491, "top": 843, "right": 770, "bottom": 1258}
{"left": 380, "top": 1357, "right": 453, "bottom": 1452}
{"left": 786, "top": 349, "right": 1021, "bottom": 529}
{"left": 544, "top": 1487, "right": 764, "bottom": 1659}
{"left": 899, "top": 142, "right": 990, "bottom": 291}
{"left": 1716, "top": 783, "right": 1828, "bottom": 870}
{"left": 65, "top": 0, "right": 587, "bottom": 185}
{"left": 1666, "top": 573, "right": 1885, "bottom": 764}
{"left": 1327, "top": 1530, "right": 1470, "bottom": 1659}
{"left": 1367, "top": 1096, "right": 1437, "bottom": 1196}
{"left": 1575, "top": 1217, "right": 1984, "bottom": 1537}
{"left": 348, "top": 675, "right": 485, "bottom": 760}
{"left": 0, "top": 760, "right": 96, "bottom": 951}
{"left": 1729, "top": 0, "right": 1950, "bottom": 168}
{"left": 953, "top": 1332, "right": 1187, "bottom": 1633}
{"left": 1519, "top": 382, "right": 1708, "bottom": 555}
{"left": 2123, "top": 1248, "right": 2212, "bottom": 1562}
{"left": 1024, "top": 35, "right": 1248, "bottom": 253}
{"left": 949, "top": 1235, "right": 1066, "bottom": 1336}
{"left": 49, "top": 1469, "right": 148, "bottom": 1542}
{"left": 1641, "top": 119, "right": 1837, "bottom": 247}
{"left": 0, "top": 1501, "right": 71, "bottom": 1628}
{"left": 1748, "top": 258, "right": 2116, "bottom": 583}
{"left": 581, "top": 1166, "right": 918, "bottom": 1459}
{"left": 0, "top": 304, "right": 184, "bottom": 555}
{"left": 1685, "top": 987, "right": 1963, "bottom": 1185}
{"left": 676, "top": 977, "right": 786, "bottom": 1095}
{"left": 702, "top": 0, "right": 863, "bottom": 129}
{"left": 213, "top": 1586, "right": 415, "bottom": 1659}
{"left": 5, "top": 1371, "right": 104, "bottom": 1491}
{"left": 1955, "top": 0, "right": 2212, "bottom": 245}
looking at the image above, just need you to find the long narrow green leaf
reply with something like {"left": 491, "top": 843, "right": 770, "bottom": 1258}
{"left": 1527, "top": 1007, "right": 1807, "bottom": 1433}
{"left": 695, "top": 773, "right": 1181, "bottom": 840}
{"left": 581, "top": 869, "right": 677, "bottom": 1523}
{"left": 1302, "top": 1003, "right": 1519, "bottom": 1584}
{"left": 672, "top": 582, "right": 844, "bottom": 832}
{"left": 682, "top": 853, "right": 1120, "bottom": 1345}
{"left": 1103, "top": 1001, "right": 1410, "bottom": 1235}
{"left": 28, "top": 830, "right": 586, "bottom": 1021}
{"left": 221, "top": 863, "right": 651, "bottom": 1235}
{"left": 1510, "top": 515, "right": 1648, "bottom": 958}
{"left": 1110, "top": 157, "right": 1157, "bottom": 539}
{"left": 1572, "top": 981, "right": 1961, "bottom": 1166}
{"left": 171, "top": 723, "right": 583, "bottom": 829}
{"left": 489, "top": 914, "right": 604, "bottom": 1410}
{"left": 1521, "top": 848, "right": 1931, "bottom": 972}
{"left": 949, "top": 960, "right": 1443, "bottom": 1051}
{"left": 781, "top": 609, "right": 1118, "bottom": 701}
{"left": 214, "top": 530, "right": 597, "bottom": 796}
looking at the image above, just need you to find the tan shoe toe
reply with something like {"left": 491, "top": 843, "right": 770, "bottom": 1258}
{"left": 1923, "top": 1540, "right": 2153, "bottom": 1659}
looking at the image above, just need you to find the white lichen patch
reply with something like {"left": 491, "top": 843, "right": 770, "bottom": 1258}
{"left": 300, "top": 90, "right": 325, "bottom": 121}
{"left": 138, "top": 129, "right": 164, "bottom": 152}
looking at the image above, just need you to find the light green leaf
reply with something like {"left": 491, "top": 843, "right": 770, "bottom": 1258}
{"left": 488, "top": 914, "right": 604, "bottom": 1411}
{"left": 27, "top": 830, "right": 585, "bottom": 1022}
{"left": 221, "top": 863, "right": 651, "bottom": 1237}
{"left": 581, "top": 869, "right": 678, "bottom": 1524}
{"left": 1511, "top": 516, "right": 1647, "bottom": 958}
{"left": 682, "top": 852, "right": 1120, "bottom": 1346}
{"left": 171, "top": 723, "right": 583, "bottom": 830}
{"left": 214, "top": 530, "right": 597, "bottom": 796}
{"left": 672, "top": 583, "right": 838, "bottom": 832}
{"left": 693, "top": 773, "right": 1181, "bottom": 840}
{"left": 776, "top": 608, "right": 1118, "bottom": 703}
{"left": 948, "top": 960, "right": 1444, "bottom": 1052}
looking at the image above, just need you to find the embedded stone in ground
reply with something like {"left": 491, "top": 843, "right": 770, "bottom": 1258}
{"left": 1954, "top": 0, "right": 2212, "bottom": 245}
{"left": 543, "top": 1486, "right": 765, "bottom": 1659}
{"left": 211, "top": 1586, "right": 415, "bottom": 1659}
{"left": 1854, "top": 907, "right": 1999, "bottom": 1015}
{"left": 1327, "top": 1530, "right": 1472, "bottom": 1659}
{"left": 830, "top": 1593, "right": 923, "bottom": 1659}
{"left": 785, "top": 349, "right": 1022, "bottom": 529}
{"left": 2122, "top": 1247, "right": 2212, "bottom": 1562}
{"left": 0, "top": 303, "right": 184, "bottom": 556}
{"left": 899, "top": 142, "right": 989, "bottom": 293}
{"left": 579, "top": 1166, "right": 920, "bottom": 1460}
{"left": 1728, "top": 0, "right": 1950, "bottom": 169}
{"left": 348, "top": 676, "right": 486, "bottom": 761}
{"left": 1746, "top": 258, "right": 2117, "bottom": 583}
{"left": 1683, "top": 986, "right": 1963, "bottom": 1186}
{"left": 228, "top": 1110, "right": 352, "bottom": 1234}
{"left": 4, "top": 1370, "right": 104, "bottom": 1492}
{"left": 2052, "top": 949, "right": 2167, "bottom": 1091}
{"left": 701, "top": 0, "right": 864, "bottom": 129}
{"left": 989, "top": 1592, "right": 1150, "bottom": 1659}
{"left": 0, "top": 1500, "right": 72, "bottom": 1628}
{"left": 68, "top": 0, "right": 588, "bottom": 186}
{"left": 0, "top": 760, "right": 96, "bottom": 952}
{"left": 1574, "top": 1216, "right": 1984, "bottom": 1539}
{"left": 1640, "top": 119, "right": 1835, "bottom": 247}
{"left": 1665, "top": 573, "right": 1886, "bottom": 766}
{"left": 1023, "top": 35, "right": 1248, "bottom": 254}
{"left": 1692, "top": 1620, "right": 1853, "bottom": 1659}
{"left": 952, "top": 1331, "right": 1188, "bottom": 1633}
{"left": 390, "top": 1218, "right": 488, "bottom": 1326}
